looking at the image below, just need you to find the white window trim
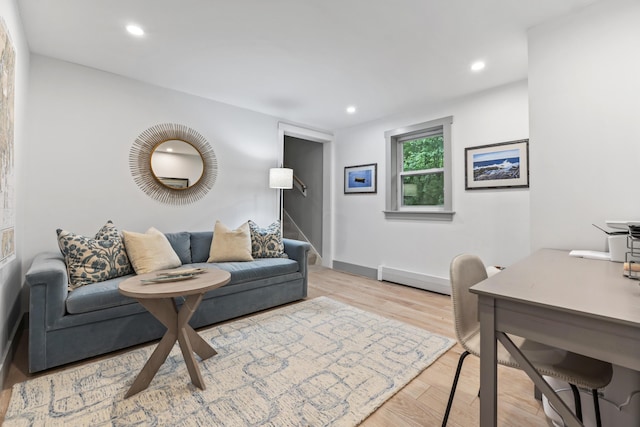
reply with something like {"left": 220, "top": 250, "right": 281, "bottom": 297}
{"left": 384, "top": 116, "right": 455, "bottom": 221}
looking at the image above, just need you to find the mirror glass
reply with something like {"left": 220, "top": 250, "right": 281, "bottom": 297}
{"left": 151, "top": 140, "right": 204, "bottom": 189}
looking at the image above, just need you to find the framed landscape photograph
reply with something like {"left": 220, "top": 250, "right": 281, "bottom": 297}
{"left": 344, "top": 163, "right": 377, "bottom": 194}
{"left": 465, "top": 139, "right": 529, "bottom": 190}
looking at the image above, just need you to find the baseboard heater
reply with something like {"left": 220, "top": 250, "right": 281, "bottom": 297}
{"left": 377, "top": 266, "right": 451, "bottom": 295}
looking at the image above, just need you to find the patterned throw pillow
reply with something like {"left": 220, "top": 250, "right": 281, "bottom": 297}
{"left": 56, "top": 220, "right": 133, "bottom": 290}
{"left": 248, "top": 220, "right": 287, "bottom": 259}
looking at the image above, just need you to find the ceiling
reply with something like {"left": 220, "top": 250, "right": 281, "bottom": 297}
{"left": 18, "top": 0, "right": 597, "bottom": 131}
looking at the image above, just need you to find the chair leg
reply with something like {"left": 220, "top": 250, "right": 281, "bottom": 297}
{"left": 569, "top": 384, "right": 583, "bottom": 422}
{"left": 442, "top": 350, "right": 470, "bottom": 427}
{"left": 592, "top": 389, "right": 603, "bottom": 427}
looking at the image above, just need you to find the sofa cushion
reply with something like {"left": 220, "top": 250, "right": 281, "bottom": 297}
{"left": 192, "top": 258, "right": 299, "bottom": 286}
{"left": 66, "top": 275, "right": 136, "bottom": 314}
{"left": 248, "top": 220, "right": 287, "bottom": 258}
{"left": 122, "top": 227, "right": 182, "bottom": 274}
{"left": 164, "top": 232, "right": 191, "bottom": 264}
{"left": 56, "top": 220, "right": 133, "bottom": 290}
{"left": 190, "top": 231, "right": 213, "bottom": 263}
{"left": 207, "top": 221, "right": 253, "bottom": 262}
{"left": 66, "top": 258, "right": 300, "bottom": 314}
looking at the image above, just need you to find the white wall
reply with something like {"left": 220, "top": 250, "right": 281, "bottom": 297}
{"left": 23, "top": 55, "right": 282, "bottom": 269}
{"left": 0, "top": 0, "right": 30, "bottom": 378}
{"left": 529, "top": 5, "right": 640, "bottom": 422}
{"left": 529, "top": 0, "right": 640, "bottom": 251}
{"left": 333, "top": 81, "right": 530, "bottom": 281}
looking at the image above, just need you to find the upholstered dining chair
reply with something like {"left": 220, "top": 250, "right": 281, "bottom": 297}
{"left": 442, "top": 254, "right": 613, "bottom": 427}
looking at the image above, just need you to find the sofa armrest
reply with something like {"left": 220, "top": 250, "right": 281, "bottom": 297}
{"left": 25, "top": 251, "right": 70, "bottom": 372}
{"left": 283, "top": 238, "right": 311, "bottom": 286}
{"left": 26, "top": 252, "right": 69, "bottom": 329}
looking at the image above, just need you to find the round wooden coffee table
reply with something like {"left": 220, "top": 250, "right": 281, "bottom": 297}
{"left": 119, "top": 268, "right": 231, "bottom": 398}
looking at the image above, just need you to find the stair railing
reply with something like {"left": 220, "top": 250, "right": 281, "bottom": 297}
{"left": 282, "top": 210, "right": 321, "bottom": 264}
{"left": 293, "top": 174, "right": 307, "bottom": 197}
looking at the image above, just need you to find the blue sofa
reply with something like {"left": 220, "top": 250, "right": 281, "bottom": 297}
{"left": 25, "top": 231, "right": 310, "bottom": 373}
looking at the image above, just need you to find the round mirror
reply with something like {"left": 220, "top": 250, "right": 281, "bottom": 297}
{"left": 129, "top": 124, "right": 218, "bottom": 205}
{"left": 151, "top": 140, "right": 204, "bottom": 189}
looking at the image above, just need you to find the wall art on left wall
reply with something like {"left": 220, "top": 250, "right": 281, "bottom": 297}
{"left": 0, "top": 18, "right": 16, "bottom": 265}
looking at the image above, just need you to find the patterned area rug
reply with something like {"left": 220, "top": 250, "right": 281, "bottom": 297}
{"left": 6, "top": 297, "right": 454, "bottom": 426}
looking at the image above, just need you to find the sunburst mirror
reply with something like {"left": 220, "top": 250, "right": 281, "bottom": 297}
{"left": 129, "top": 123, "right": 218, "bottom": 205}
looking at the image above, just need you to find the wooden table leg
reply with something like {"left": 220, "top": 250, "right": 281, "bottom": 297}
{"left": 125, "top": 298, "right": 178, "bottom": 398}
{"left": 179, "top": 294, "right": 217, "bottom": 361}
{"left": 185, "top": 326, "right": 217, "bottom": 360}
{"left": 498, "top": 333, "right": 582, "bottom": 427}
{"left": 177, "top": 294, "right": 207, "bottom": 390}
{"left": 138, "top": 295, "right": 217, "bottom": 359}
{"left": 125, "top": 294, "right": 216, "bottom": 397}
{"left": 478, "top": 295, "right": 498, "bottom": 427}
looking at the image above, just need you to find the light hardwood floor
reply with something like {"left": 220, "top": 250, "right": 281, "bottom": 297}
{"left": 1, "top": 265, "right": 550, "bottom": 426}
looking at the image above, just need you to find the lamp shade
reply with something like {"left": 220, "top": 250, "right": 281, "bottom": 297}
{"left": 269, "top": 168, "right": 293, "bottom": 189}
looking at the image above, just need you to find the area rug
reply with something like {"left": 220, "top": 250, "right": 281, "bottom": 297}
{"left": 5, "top": 297, "right": 454, "bottom": 426}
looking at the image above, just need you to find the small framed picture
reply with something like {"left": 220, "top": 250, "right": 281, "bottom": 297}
{"left": 158, "top": 177, "right": 190, "bottom": 189}
{"left": 344, "top": 163, "right": 377, "bottom": 194}
{"left": 465, "top": 139, "right": 529, "bottom": 190}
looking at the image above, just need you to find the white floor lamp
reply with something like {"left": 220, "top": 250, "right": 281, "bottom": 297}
{"left": 269, "top": 168, "right": 293, "bottom": 232}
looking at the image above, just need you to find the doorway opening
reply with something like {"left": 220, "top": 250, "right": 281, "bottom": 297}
{"left": 277, "top": 123, "right": 333, "bottom": 267}
{"left": 284, "top": 136, "right": 323, "bottom": 264}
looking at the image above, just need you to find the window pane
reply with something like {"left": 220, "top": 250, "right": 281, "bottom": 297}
{"left": 402, "top": 136, "right": 444, "bottom": 172}
{"left": 402, "top": 173, "right": 444, "bottom": 206}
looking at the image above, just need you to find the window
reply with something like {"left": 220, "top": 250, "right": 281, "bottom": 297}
{"left": 399, "top": 132, "right": 444, "bottom": 206}
{"left": 384, "top": 116, "right": 454, "bottom": 220}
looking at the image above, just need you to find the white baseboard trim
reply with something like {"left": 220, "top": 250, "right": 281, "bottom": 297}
{"left": 377, "top": 265, "right": 451, "bottom": 295}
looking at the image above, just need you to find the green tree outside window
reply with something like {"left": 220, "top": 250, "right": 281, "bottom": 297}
{"left": 401, "top": 136, "right": 444, "bottom": 206}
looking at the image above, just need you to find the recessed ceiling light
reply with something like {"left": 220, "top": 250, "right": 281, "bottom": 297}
{"left": 126, "top": 24, "right": 144, "bottom": 36}
{"left": 166, "top": 148, "right": 173, "bottom": 152}
{"left": 471, "top": 61, "right": 486, "bottom": 72}
{"left": 346, "top": 105, "right": 357, "bottom": 114}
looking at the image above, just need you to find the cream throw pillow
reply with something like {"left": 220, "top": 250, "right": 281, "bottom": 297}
{"left": 207, "top": 221, "right": 253, "bottom": 262}
{"left": 122, "top": 227, "right": 182, "bottom": 274}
